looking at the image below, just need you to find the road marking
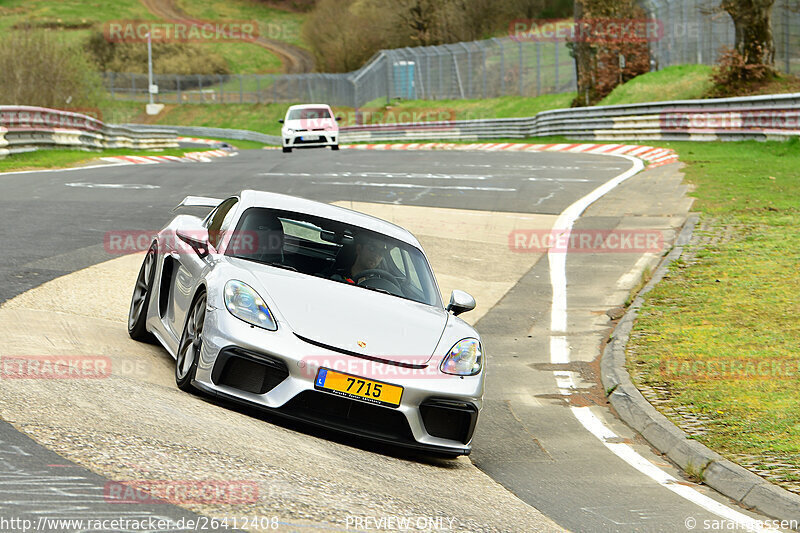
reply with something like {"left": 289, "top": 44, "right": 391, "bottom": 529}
{"left": 547, "top": 155, "right": 778, "bottom": 532}
{"left": 310, "top": 181, "right": 516, "bottom": 192}
{"left": 65, "top": 182, "right": 161, "bottom": 189}
{"left": 261, "top": 171, "right": 489, "bottom": 180}
{"left": 0, "top": 162, "right": 129, "bottom": 176}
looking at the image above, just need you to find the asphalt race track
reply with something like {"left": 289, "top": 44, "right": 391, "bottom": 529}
{"left": 0, "top": 148, "right": 781, "bottom": 532}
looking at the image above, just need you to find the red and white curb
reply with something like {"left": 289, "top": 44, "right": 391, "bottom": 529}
{"left": 176, "top": 136, "right": 223, "bottom": 145}
{"left": 342, "top": 142, "right": 680, "bottom": 168}
{"left": 100, "top": 149, "right": 234, "bottom": 165}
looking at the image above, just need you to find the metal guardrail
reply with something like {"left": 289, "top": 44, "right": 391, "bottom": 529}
{"left": 121, "top": 124, "right": 281, "bottom": 146}
{"left": 338, "top": 93, "right": 800, "bottom": 143}
{"left": 0, "top": 106, "right": 179, "bottom": 158}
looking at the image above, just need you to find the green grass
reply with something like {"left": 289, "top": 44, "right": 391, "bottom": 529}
{"left": 178, "top": 0, "right": 306, "bottom": 48}
{"left": 360, "top": 94, "right": 577, "bottom": 122}
{"left": 626, "top": 139, "right": 800, "bottom": 482}
{"left": 599, "top": 65, "right": 714, "bottom": 106}
{"left": 0, "top": 0, "right": 155, "bottom": 29}
{"left": 200, "top": 42, "right": 282, "bottom": 74}
{"left": 0, "top": 145, "right": 213, "bottom": 173}
{"left": 0, "top": 0, "right": 301, "bottom": 75}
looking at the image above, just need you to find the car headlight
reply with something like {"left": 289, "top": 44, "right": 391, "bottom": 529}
{"left": 285, "top": 128, "right": 295, "bottom": 134}
{"left": 440, "top": 338, "right": 482, "bottom": 376}
{"left": 224, "top": 280, "right": 277, "bottom": 331}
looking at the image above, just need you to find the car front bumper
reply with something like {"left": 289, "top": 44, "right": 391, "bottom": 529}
{"left": 282, "top": 131, "right": 338, "bottom": 148}
{"left": 193, "top": 307, "right": 483, "bottom": 456}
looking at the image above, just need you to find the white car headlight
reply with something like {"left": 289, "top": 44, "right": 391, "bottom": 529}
{"left": 224, "top": 280, "right": 277, "bottom": 331}
{"left": 440, "top": 338, "right": 482, "bottom": 376}
{"left": 285, "top": 128, "right": 295, "bottom": 134}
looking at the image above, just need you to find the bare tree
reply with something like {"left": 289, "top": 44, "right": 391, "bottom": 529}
{"left": 571, "top": 0, "right": 651, "bottom": 106}
{"left": 720, "top": 0, "right": 777, "bottom": 66}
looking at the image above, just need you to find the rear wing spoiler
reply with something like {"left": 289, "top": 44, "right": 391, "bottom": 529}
{"left": 173, "top": 196, "right": 223, "bottom": 211}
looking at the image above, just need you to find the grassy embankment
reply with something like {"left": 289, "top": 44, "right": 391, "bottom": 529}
{"left": 0, "top": 145, "right": 215, "bottom": 173}
{"left": 627, "top": 139, "right": 800, "bottom": 493}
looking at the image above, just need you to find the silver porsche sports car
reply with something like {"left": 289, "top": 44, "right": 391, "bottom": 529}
{"left": 128, "top": 190, "right": 484, "bottom": 456}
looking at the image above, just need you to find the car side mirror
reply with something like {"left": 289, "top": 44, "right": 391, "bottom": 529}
{"left": 446, "top": 290, "right": 476, "bottom": 316}
{"left": 176, "top": 227, "right": 209, "bottom": 258}
{"left": 278, "top": 119, "right": 284, "bottom": 124}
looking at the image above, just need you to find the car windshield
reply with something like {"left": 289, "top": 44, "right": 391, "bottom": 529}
{"left": 287, "top": 108, "right": 331, "bottom": 120}
{"left": 225, "top": 207, "right": 442, "bottom": 307}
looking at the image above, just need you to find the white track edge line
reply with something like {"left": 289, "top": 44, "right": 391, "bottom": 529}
{"left": 548, "top": 154, "right": 778, "bottom": 532}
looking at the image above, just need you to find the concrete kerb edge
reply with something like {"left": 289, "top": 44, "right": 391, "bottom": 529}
{"left": 599, "top": 192, "right": 800, "bottom": 523}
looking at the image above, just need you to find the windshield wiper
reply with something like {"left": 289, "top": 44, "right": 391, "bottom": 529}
{"left": 264, "top": 262, "right": 297, "bottom": 271}
{"left": 359, "top": 285, "right": 392, "bottom": 296}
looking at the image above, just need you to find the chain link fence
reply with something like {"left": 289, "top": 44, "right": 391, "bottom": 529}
{"left": 102, "top": 2, "right": 799, "bottom": 108}
{"left": 641, "top": 0, "right": 800, "bottom": 75}
{"left": 102, "top": 37, "right": 576, "bottom": 108}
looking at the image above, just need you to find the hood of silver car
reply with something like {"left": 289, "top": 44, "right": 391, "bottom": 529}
{"left": 241, "top": 262, "right": 447, "bottom": 364}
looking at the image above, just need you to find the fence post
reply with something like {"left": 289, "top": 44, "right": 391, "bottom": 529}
{"left": 554, "top": 41, "right": 559, "bottom": 92}
{"left": 239, "top": 74, "right": 244, "bottom": 104}
{"left": 219, "top": 75, "right": 224, "bottom": 103}
{"left": 256, "top": 76, "right": 261, "bottom": 104}
{"left": 176, "top": 75, "right": 181, "bottom": 104}
{"left": 482, "top": 44, "right": 487, "bottom": 99}
{"left": 384, "top": 53, "right": 394, "bottom": 105}
{"left": 518, "top": 40, "right": 524, "bottom": 96}
{"left": 109, "top": 72, "right": 115, "bottom": 100}
{"left": 784, "top": 0, "right": 791, "bottom": 73}
{"left": 461, "top": 42, "right": 472, "bottom": 98}
{"left": 497, "top": 38, "right": 505, "bottom": 95}
{"left": 536, "top": 41, "right": 541, "bottom": 96}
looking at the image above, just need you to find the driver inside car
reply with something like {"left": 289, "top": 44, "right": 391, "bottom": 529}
{"left": 332, "top": 233, "right": 386, "bottom": 285}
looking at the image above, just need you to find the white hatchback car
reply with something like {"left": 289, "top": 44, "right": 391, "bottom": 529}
{"left": 280, "top": 104, "right": 340, "bottom": 153}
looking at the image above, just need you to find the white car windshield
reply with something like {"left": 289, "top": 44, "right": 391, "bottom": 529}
{"left": 225, "top": 208, "right": 442, "bottom": 307}
{"left": 287, "top": 108, "right": 332, "bottom": 120}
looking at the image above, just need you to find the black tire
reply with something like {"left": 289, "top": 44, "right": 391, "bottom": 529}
{"left": 128, "top": 245, "right": 157, "bottom": 342}
{"left": 175, "top": 291, "right": 206, "bottom": 392}
{"left": 331, "top": 144, "right": 340, "bottom": 151}
{"left": 282, "top": 146, "right": 292, "bottom": 153}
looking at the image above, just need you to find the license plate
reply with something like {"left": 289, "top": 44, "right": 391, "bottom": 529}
{"left": 314, "top": 368, "right": 403, "bottom": 408}
{"left": 301, "top": 136, "right": 319, "bottom": 141}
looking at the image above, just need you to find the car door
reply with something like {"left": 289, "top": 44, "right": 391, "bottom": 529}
{"left": 169, "top": 197, "right": 239, "bottom": 337}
